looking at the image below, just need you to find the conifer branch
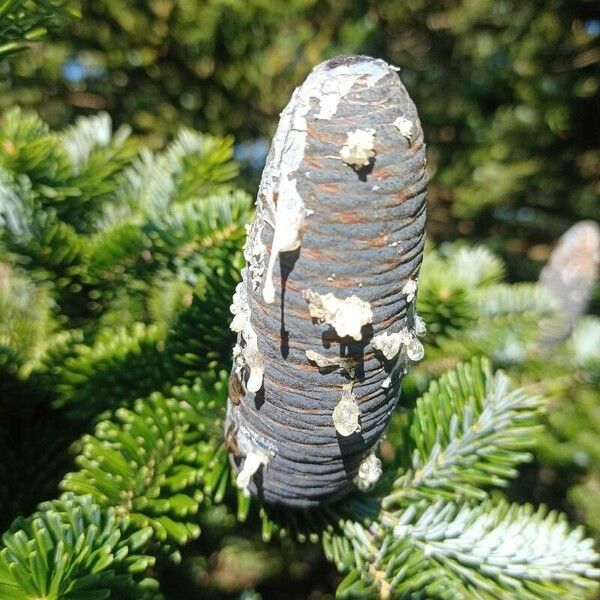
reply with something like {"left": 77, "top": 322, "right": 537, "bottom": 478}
{"left": 339, "top": 500, "right": 599, "bottom": 600}
{"left": 60, "top": 377, "right": 229, "bottom": 548}
{"left": 385, "top": 359, "right": 542, "bottom": 506}
{"left": 0, "top": 494, "right": 159, "bottom": 599}
{"left": 0, "top": 0, "right": 78, "bottom": 58}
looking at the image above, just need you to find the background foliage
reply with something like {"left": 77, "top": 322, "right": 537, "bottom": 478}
{"left": 0, "top": 1, "right": 599, "bottom": 598}
{"left": 2, "top": 0, "right": 599, "bottom": 272}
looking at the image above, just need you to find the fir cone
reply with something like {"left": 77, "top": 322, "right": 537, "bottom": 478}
{"left": 225, "top": 55, "right": 428, "bottom": 507}
{"left": 539, "top": 221, "right": 600, "bottom": 346}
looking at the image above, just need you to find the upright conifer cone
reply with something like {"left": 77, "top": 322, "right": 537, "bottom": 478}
{"left": 225, "top": 55, "right": 428, "bottom": 507}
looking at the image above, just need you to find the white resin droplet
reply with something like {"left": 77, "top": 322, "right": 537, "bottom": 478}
{"left": 242, "top": 324, "right": 264, "bottom": 392}
{"left": 415, "top": 314, "right": 427, "bottom": 337}
{"left": 232, "top": 343, "right": 244, "bottom": 373}
{"left": 305, "top": 349, "right": 357, "bottom": 376}
{"left": 230, "top": 281, "right": 249, "bottom": 334}
{"left": 246, "top": 364, "right": 264, "bottom": 393}
{"left": 340, "top": 128, "right": 376, "bottom": 167}
{"left": 243, "top": 222, "right": 266, "bottom": 291}
{"left": 393, "top": 115, "right": 414, "bottom": 143}
{"left": 373, "top": 326, "right": 424, "bottom": 362}
{"left": 356, "top": 453, "right": 383, "bottom": 490}
{"left": 236, "top": 451, "right": 268, "bottom": 491}
{"left": 332, "top": 388, "right": 361, "bottom": 436}
{"left": 262, "top": 276, "right": 275, "bottom": 305}
{"left": 230, "top": 278, "right": 265, "bottom": 391}
{"left": 303, "top": 290, "right": 373, "bottom": 341}
{"left": 402, "top": 279, "right": 418, "bottom": 303}
{"left": 372, "top": 329, "right": 412, "bottom": 360}
{"left": 407, "top": 337, "right": 424, "bottom": 362}
{"left": 262, "top": 178, "right": 312, "bottom": 304}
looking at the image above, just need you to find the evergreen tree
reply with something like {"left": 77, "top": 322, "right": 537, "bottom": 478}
{"left": 1, "top": 5, "right": 599, "bottom": 598}
{"left": 1, "top": 106, "right": 598, "bottom": 599}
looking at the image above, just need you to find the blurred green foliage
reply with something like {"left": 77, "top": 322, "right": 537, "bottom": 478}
{"left": 0, "top": 0, "right": 79, "bottom": 58}
{"left": 2, "top": 0, "right": 598, "bottom": 255}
